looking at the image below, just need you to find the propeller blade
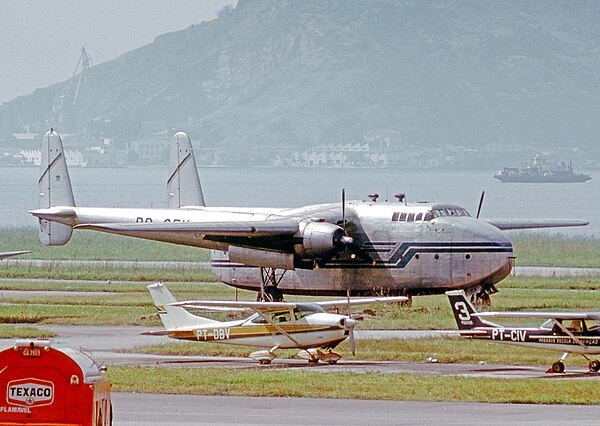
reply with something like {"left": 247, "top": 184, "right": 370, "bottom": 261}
{"left": 342, "top": 188, "right": 346, "bottom": 230}
{"left": 476, "top": 190, "right": 485, "bottom": 219}
{"left": 346, "top": 288, "right": 351, "bottom": 318}
{"left": 342, "top": 315, "right": 358, "bottom": 356}
{"left": 349, "top": 328, "right": 356, "bottom": 356}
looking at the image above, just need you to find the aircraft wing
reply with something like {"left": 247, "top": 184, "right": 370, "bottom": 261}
{"left": 0, "top": 250, "right": 31, "bottom": 260}
{"left": 316, "top": 296, "right": 409, "bottom": 309}
{"left": 482, "top": 219, "right": 589, "bottom": 230}
{"left": 476, "top": 312, "right": 600, "bottom": 320}
{"left": 174, "top": 296, "right": 410, "bottom": 313}
{"left": 75, "top": 218, "right": 300, "bottom": 238}
{"left": 171, "top": 300, "right": 301, "bottom": 315}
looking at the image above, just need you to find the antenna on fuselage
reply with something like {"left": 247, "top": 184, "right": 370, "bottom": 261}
{"left": 476, "top": 190, "right": 486, "bottom": 219}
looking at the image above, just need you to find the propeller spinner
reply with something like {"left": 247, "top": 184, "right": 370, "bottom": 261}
{"left": 316, "top": 189, "right": 376, "bottom": 268}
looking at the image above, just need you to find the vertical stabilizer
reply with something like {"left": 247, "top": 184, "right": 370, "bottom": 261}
{"left": 446, "top": 290, "right": 499, "bottom": 330}
{"left": 147, "top": 282, "right": 216, "bottom": 330}
{"left": 167, "top": 132, "right": 205, "bottom": 208}
{"left": 37, "top": 130, "right": 75, "bottom": 245}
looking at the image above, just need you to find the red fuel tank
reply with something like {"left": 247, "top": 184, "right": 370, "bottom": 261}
{"left": 0, "top": 340, "right": 111, "bottom": 425}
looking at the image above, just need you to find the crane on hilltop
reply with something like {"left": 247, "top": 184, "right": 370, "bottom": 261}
{"left": 52, "top": 46, "right": 92, "bottom": 126}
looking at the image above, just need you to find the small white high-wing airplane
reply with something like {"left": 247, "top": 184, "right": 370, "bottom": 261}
{"left": 448, "top": 290, "right": 600, "bottom": 373}
{"left": 30, "top": 130, "right": 588, "bottom": 306}
{"left": 147, "top": 282, "right": 407, "bottom": 364}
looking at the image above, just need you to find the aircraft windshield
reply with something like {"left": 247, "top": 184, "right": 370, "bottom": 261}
{"left": 296, "top": 303, "right": 325, "bottom": 318}
{"left": 432, "top": 208, "right": 470, "bottom": 218}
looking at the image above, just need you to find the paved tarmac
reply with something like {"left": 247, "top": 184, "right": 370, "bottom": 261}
{"left": 111, "top": 393, "right": 600, "bottom": 425}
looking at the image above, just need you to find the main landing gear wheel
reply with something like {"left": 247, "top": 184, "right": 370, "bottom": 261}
{"left": 551, "top": 361, "right": 565, "bottom": 374}
{"left": 588, "top": 360, "right": 600, "bottom": 372}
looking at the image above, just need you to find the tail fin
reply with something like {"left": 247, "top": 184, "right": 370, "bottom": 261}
{"left": 446, "top": 290, "right": 499, "bottom": 330}
{"left": 167, "top": 132, "right": 205, "bottom": 208}
{"left": 147, "top": 282, "right": 216, "bottom": 330}
{"left": 37, "top": 129, "right": 75, "bottom": 245}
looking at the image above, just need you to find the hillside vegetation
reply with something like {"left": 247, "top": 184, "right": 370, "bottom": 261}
{"left": 3, "top": 1, "right": 600, "bottom": 152}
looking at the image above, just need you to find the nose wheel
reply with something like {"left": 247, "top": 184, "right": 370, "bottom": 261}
{"left": 551, "top": 361, "right": 565, "bottom": 374}
{"left": 588, "top": 359, "right": 600, "bottom": 372}
{"left": 547, "top": 352, "right": 569, "bottom": 374}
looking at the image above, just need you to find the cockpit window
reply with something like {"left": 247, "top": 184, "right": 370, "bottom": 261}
{"left": 432, "top": 208, "right": 470, "bottom": 218}
{"left": 296, "top": 303, "right": 325, "bottom": 317}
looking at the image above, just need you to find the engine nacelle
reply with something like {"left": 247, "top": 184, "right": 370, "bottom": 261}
{"left": 297, "top": 221, "right": 344, "bottom": 259}
{"left": 228, "top": 246, "right": 295, "bottom": 270}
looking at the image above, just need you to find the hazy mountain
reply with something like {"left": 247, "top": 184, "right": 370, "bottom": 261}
{"left": 2, "top": 0, "right": 600, "bottom": 151}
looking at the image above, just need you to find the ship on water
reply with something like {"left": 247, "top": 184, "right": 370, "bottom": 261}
{"left": 494, "top": 154, "right": 591, "bottom": 183}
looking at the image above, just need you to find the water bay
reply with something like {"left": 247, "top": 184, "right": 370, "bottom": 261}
{"left": 2, "top": 166, "right": 597, "bottom": 236}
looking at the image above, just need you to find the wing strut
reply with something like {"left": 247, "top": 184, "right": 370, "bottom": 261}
{"left": 254, "top": 309, "right": 305, "bottom": 349}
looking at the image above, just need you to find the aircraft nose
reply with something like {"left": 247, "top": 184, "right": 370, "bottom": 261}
{"left": 341, "top": 317, "right": 358, "bottom": 329}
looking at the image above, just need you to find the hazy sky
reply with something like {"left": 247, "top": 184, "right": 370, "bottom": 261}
{"left": 0, "top": 0, "right": 236, "bottom": 104}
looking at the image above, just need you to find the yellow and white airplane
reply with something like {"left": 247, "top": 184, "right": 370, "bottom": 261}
{"left": 147, "top": 282, "right": 407, "bottom": 364}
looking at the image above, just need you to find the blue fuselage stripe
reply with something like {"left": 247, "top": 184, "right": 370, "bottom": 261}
{"left": 211, "top": 241, "right": 513, "bottom": 270}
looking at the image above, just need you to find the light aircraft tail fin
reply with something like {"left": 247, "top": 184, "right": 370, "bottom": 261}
{"left": 167, "top": 132, "right": 205, "bottom": 208}
{"left": 147, "top": 282, "right": 217, "bottom": 330}
{"left": 37, "top": 129, "right": 75, "bottom": 246}
{"left": 446, "top": 290, "right": 499, "bottom": 330}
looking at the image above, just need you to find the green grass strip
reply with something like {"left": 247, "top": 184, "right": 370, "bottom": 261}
{"left": 107, "top": 367, "right": 600, "bottom": 404}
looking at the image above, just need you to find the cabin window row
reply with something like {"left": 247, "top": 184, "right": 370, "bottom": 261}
{"left": 391, "top": 211, "right": 435, "bottom": 222}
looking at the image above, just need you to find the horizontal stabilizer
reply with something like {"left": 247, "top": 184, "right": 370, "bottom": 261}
{"left": 482, "top": 218, "right": 588, "bottom": 230}
{"left": 0, "top": 250, "right": 31, "bottom": 260}
{"left": 141, "top": 330, "right": 171, "bottom": 336}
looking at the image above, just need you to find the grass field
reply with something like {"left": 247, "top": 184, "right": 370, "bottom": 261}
{"left": 107, "top": 367, "right": 600, "bottom": 404}
{"left": 1, "top": 277, "right": 600, "bottom": 328}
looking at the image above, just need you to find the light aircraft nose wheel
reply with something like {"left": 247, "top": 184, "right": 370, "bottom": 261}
{"left": 551, "top": 361, "right": 565, "bottom": 374}
{"left": 588, "top": 360, "right": 600, "bottom": 372}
